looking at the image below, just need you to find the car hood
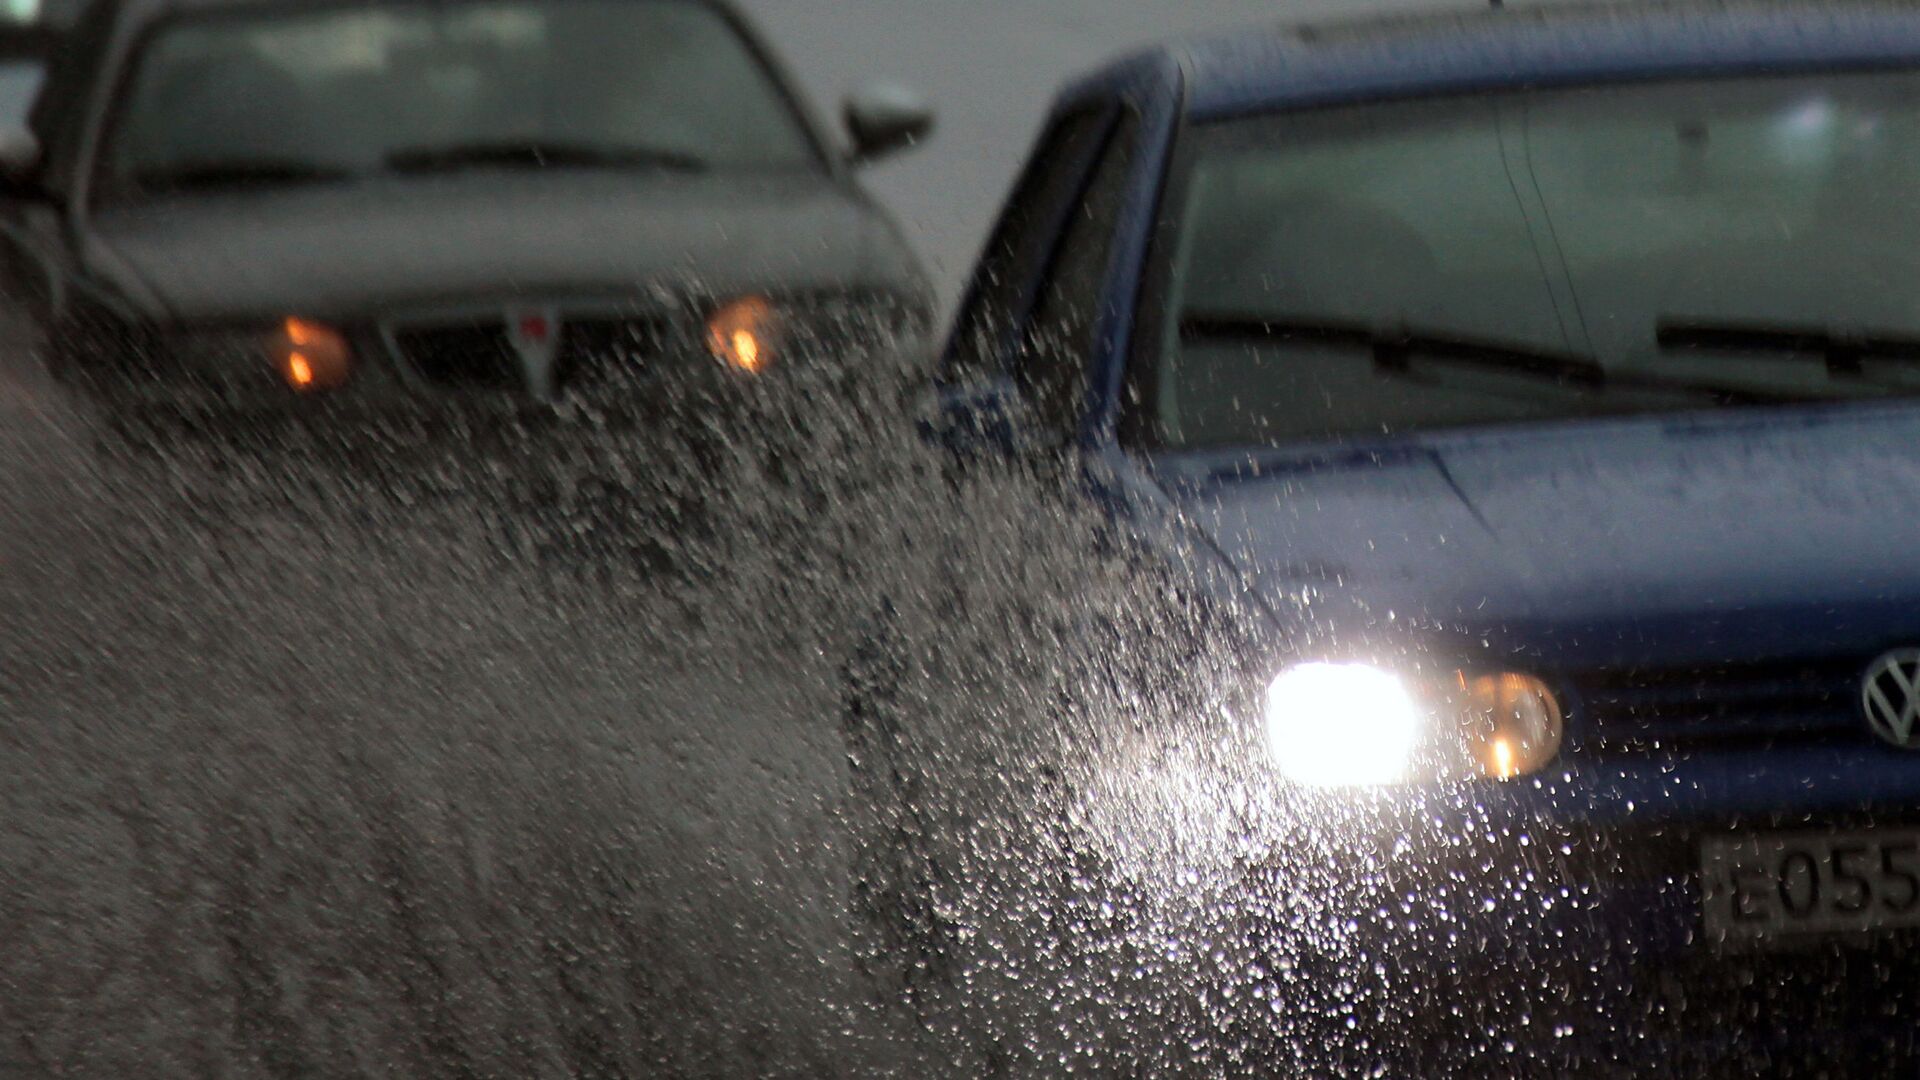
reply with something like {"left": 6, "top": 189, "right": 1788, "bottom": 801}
{"left": 79, "top": 170, "right": 919, "bottom": 321}
{"left": 1153, "top": 405, "right": 1920, "bottom": 668}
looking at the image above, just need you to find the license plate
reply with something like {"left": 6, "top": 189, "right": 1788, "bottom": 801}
{"left": 1701, "top": 829, "right": 1920, "bottom": 944}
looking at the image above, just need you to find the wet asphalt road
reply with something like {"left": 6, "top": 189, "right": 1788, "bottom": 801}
{"left": 0, "top": 318, "right": 928, "bottom": 1075}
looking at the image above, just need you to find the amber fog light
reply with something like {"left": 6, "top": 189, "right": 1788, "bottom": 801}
{"left": 274, "top": 317, "right": 353, "bottom": 393}
{"left": 1455, "top": 672, "right": 1564, "bottom": 780}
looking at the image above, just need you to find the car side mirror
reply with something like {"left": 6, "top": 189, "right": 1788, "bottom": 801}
{"left": 844, "top": 82, "right": 934, "bottom": 166}
{"left": 919, "top": 377, "right": 1017, "bottom": 458}
{"left": 920, "top": 375, "right": 1070, "bottom": 467}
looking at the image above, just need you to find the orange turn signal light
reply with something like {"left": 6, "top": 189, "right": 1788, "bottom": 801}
{"left": 1454, "top": 672, "right": 1564, "bottom": 780}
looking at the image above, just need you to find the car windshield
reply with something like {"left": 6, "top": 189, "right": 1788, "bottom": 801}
{"left": 1149, "top": 71, "right": 1920, "bottom": 450}
{"left": 97, "top": 0, "right": 819, "bottom": 200}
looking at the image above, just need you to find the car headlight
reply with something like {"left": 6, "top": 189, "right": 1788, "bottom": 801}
{"left": 1263, "top": 663, "right": 1563, "bottom": 788}
{"left": 705, "top": 295, "right": 784, "bottom": 373}
{"left": 701, "top": 291, "right": 928, "bottom": 373}
{"left": 1265, "top": 663, "right": 1425, "bottom": 788}
{"left": 271, "top": 317, "right": 353, "bottom": 393}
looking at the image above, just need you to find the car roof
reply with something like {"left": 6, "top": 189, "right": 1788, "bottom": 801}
{"left": 1102, "top": 1, "right": 1920, "bottom": 121}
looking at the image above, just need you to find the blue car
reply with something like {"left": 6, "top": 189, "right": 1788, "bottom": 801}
{"left": 845, "top": 2, "right": 1920, "bottom": 1073}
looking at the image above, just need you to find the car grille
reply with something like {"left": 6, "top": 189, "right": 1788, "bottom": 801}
{"left": 1564, "top": 656, "right": 1867, "bottom": 753}
{"left": 554, "top": 317, "right": 683, "bottom": 394}
{"left": 390, "top": 324, "right": 523, "bottom": 390}
{"left": 386, "top": 316, "right": 679, "bottom": 396}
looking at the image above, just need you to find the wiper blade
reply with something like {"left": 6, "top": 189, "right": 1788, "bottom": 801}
{"left": 1182, "top": 312, "right": 1805, "bottom": 406}
{"left": 1181, "top": 313, "right": 1608, "bottom": 386}
{"left": 384, "top": 140, "right": 709, "bottom": 174}
{"left": 128, "top": 158, "right": 356, "bottom": 193}
{"left": 1658, "top": 318, "right": 1920, "bottom": 376}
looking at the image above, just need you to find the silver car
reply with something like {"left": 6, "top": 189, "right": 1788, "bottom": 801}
{"left": 0, "top": 0, "right": 933, "bottom": 417}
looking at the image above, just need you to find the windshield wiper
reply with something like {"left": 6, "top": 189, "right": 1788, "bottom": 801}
{"left": 384, "top": 140, "right": 709, "bottom": 175}
{"left": 1183, "top": 313, "right": 1804, "bottom": 406}
{"left": 1658, "top": 318, "right": 1920, "bottom": 376}
{"left": 128, "top": 158, "right": 357, "bottom": 194}
{"left": 1183, "top": 313, "right": 1609, "bottom": 384}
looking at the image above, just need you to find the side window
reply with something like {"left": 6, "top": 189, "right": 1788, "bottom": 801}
{"left": 1016, "top": 111, "right": 1138, "bottom": 440}
{"left": 944, "top": 106, "right": 1115, "bottom": 385}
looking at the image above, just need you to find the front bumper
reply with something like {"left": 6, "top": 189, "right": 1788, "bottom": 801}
{"left": 54, "top": 319, "right": 713, "bottom": 415}
{"left": 48, "top": 290, "right": 925, "bottom": 418}
{"left": 1212, "top": 745, "right": 1920, "bottom": 1069}
{"left": 1057, "top": 711, "right": 1920, "bottom": 1069}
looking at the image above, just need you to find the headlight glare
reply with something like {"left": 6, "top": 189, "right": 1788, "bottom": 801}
{"left": 1263, "top": 663, "right": 1564, "bottom": 788}
{"left": 1264, "top": 662, "right": 1423, "bottom": 788}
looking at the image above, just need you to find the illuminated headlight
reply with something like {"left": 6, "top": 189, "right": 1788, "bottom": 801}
{"left": 1263, "top": 663, "right": 1564, "bottom": 788}
{"left": 705, "top": 295, "right": 785, "bottom": 373}
{"left": 702, "top": 291, "right": 925, "bottom": 373}
{"left": 1265, "top": 663, "right": 1424, "bottom": 788}
{"left": 271, "top": 317, "right": 353, "bottom": 393}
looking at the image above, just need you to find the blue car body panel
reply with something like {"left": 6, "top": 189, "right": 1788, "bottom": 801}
{"left": 1178, "top": 2, "right": 1920, "bottom": 123}
{"left": 945, "top": 1, "right": 1920, "bottom": 842}
{"left": 1149, "top": 401, "right": 1920, "bottom": 653}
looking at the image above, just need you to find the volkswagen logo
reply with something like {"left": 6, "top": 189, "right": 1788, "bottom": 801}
{"left": 1863, "top": 649, "right": 1920, "bottom": 750}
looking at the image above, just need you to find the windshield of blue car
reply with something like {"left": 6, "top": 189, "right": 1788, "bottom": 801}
{"left": 1150, "top": 72, "right": 1920, "bottom": 450}
{"left": 96, "top": 0, "right": 821, "bottom": 200}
